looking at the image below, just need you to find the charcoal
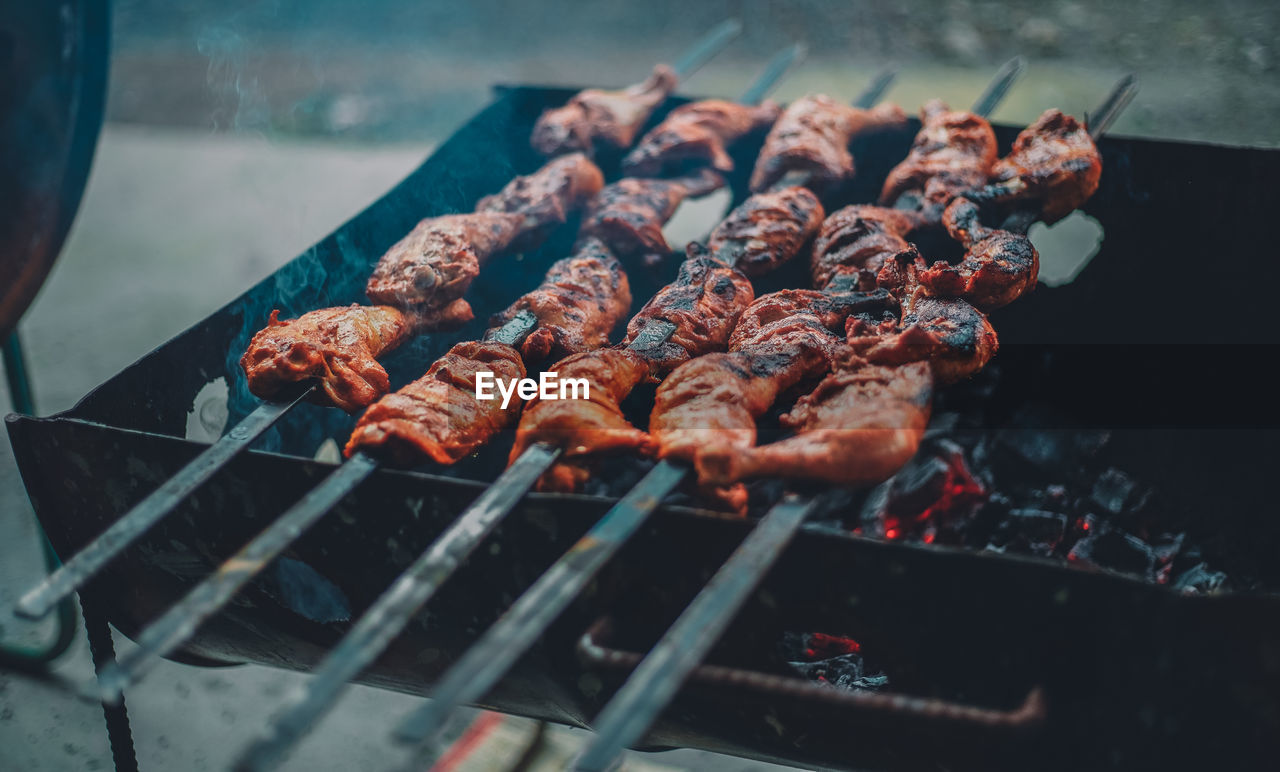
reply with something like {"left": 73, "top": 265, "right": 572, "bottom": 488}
{"left": 1172, "top": 562, "right": 1229, "bottom": 594}
{"left": 779, "top": 632, "right": 888, "bottom": 692}
{"left": 989, "top": 508, "right": 1068, "bottom": 556}
{"left": 1068, "top": 529, "right": 1159, "bottom": 580}
{"left": 1091, "top": 468, "right": 1138, "bottom": 515}
{"left": 886, "top": 455, "right": 954, "bottom": 516}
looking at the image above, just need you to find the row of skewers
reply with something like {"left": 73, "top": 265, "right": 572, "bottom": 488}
{"left": 16, "top": 17, "right": 1137, "bottom": 772}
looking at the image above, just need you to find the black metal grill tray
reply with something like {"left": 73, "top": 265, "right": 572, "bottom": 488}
{"left": 9, "top": 86, "right": 1280, "bottom": 771}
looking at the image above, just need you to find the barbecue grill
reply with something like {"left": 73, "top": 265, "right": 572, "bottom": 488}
{"left": 8, "top": 84, "right": 1280, "bottom": 771}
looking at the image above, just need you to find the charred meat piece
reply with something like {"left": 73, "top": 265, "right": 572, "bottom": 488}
{"left": 708, "top": 186, "right": 825, "bottom": 277}
{"left": 623, "top": 246, "right": 755, "bottom": 374}
{"left": 729, "top": 288, "right": 896, "bottom": 356}
{"left": 750, "top": 96, "right": 906, "bottom": 193}
{"left": 982, "top": 109, "right": 1103, "bottom": 224}
{"left": 344, "top": 341, "right": 525, "bottom": 466}
{"left": 476, "top": 153, "right": 605, "bottom": 240}
{"left": 507, "top": 348, "right": 655, "bottom": 492}
{"left": 849, "top": 254, "right": 998, "bottom": 384}
{"left": 698, "top": 361, "right": 933, "bottom": 486}
{"left": 531, "top": 65, "right": 679, "bottom": 157}
{"left": 489, "top": 238, "right": 632, "bottom": 364}
{"left": 916, "top": 196, "right": 1039, "bottom": 310}
{"left": 578, "top": 168, "right": 724, "bottom": 261}
{"left": 810, "top": 205, "right": 923, "bottom": 291}
{"left": 879, "top": 100, "right": 998, "bottom": 220}
{"left": 241, "top": 305, "right": 416, "bottom": 414}
{"left": 623, "top": 99, "right": 782, "bottom": 176}
{"left": 366, "top": 212, "right": 525, "bottom": 309}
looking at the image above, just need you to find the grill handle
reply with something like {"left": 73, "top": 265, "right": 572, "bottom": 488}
{"left": 576, "top": 616, "right": 1047, "bottom": 731}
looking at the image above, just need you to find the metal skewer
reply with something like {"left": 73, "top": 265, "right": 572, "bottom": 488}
{"left": 389, "top": 66, "right": 912, "bottom": 751}
{"left": 970, "top": 56, "right": 1026, "bottom": 118}
{"left": 1088, "top": 73, "right": 1139, "bottom": 140}
{"left": 14, "top": 385, "right": 314, "bottom": 621}
{"left": 573, "top": 77, "right": 1138, "bottom": 772}
{"left": 671, "top": 19, "right": 744, "bottom": 80}
{"left": 232, "top": 50, "right": 807, "bottom": 772}
{"left": 14, "top": 21, "right": 749, "bottom": 628}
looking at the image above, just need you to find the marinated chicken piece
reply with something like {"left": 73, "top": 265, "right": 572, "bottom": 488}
{"left": 531, "top": 65, "right": 679, "bottom": 156}
{"left": 981, "top": 109, "right": 1102, "bottom": 224}
{"left": 749, "top": 96, "right": 906, "bottom": 193}
{"left": 344, "top": 341, "right": 525, "bottom": 466}
{"left": 366, "top": 212, "right": 526, "bottom": 308}
{"left": 476, "top": 153, "right": 605, "bottom": 241}
{"left": 810, "top": 205, "right": 923, "bottom": 291}
{"left": 728, "top": 288, "right": 897, "bottom": 356}
{"left": 623, "top": 99, "right": 782, "bottom": 176}
{"left": 488, "top": 238, "right": 632, "bottom": 364}
{"left": 578, "top": 168, "right": 724, "bottom": 261}
{"left": 507, "top": 348, "right": 656, "bottom": 492}
{"left": 707, "top": 186, "right": 825, "bottom": 277}
{"left": 241, "top": 305, "right": 415, "bottom": 414}
{"left": 916, "top": 196, "right": 1039, "bottom": 310}
{"left": 698, "top": 361, "right": 933, "bottom": 485}
{"left": 879, "top": 100, "right": 998, "bottom": 221}
{"left": 849, "top": 251, "right": 998, "bottom": 384}
{"left": 623, "top": 245, "right": 755, "bottom": 374}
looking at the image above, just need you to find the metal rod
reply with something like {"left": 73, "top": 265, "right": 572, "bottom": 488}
{"left": 91, "top": 451, "right": 380, "bottom": 703}
{"left": 671, "top": 18, "right": 744, "bottom": 80}
{"left": 738, "top": 42, "right": 807, "bottom": 106}
{"left": 392, "top": 460, "right": 689, "bottom": 747}
{"left": 852, "top": 67, "right": 896, "bottom": 109}
{"left": 15, "top": 385, "right": 316, "bottom": 621}
{"left": 572, "top": 494, "right": 819, "bottom": 771}
{"left": 970, "top": 56, "right": 1026, "bottom": 118}
{"left": 232, "top": 443, "right": 562, "bottom": 772}
{"left": 1088, "top": 73, "right": 1139, "bottom": 140}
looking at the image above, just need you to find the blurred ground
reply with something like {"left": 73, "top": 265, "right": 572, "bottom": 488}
{"left": 3, "top": 1, "right": 1278, "bottom": 770}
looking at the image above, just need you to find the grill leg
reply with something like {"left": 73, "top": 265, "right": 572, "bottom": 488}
{"left": 82, "top": 600, "right": 140, "bottom": 772}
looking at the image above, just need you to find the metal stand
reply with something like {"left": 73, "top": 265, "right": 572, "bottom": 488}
{"left": 3, "top": 328, "right": 139, "bottom": 771}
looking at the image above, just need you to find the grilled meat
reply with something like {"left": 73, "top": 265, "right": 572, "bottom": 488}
{"left": 698, "top": 361, "right": 933, "bottom": 485}
{"left": 476, "top": 153, "right": 605, "bottom": 240}
{"left": 810, "top": 205, "right": 923, "bottom": 291}
{"left": 707, "top": 186, "right": 825, "bottom": 277}
{"left": 749, "top": 96, "right": 906, "bottom": 193}
{"left": 623, "top": 245, "right": 755, "bottom": 374}
{"left": 916, "top": 196, "right": 1038, "bottom": 310}
{"left": 623, "top": 99, "right": 782, "bottom": 176}
{"left": 879, "top": 100, "right": 998, "bottom": 221}
{"left": 241, "top": 305, "right": 416, "bottom": 414}
{"left": 982, "top": 109, "right": 1103, "bottom": 224}
{"left": 366, "top": 212, "right": 525, "bottom": 309}
{"left": 849, "top": 250, "right": 997, "bottom": 384}
{"left": 507, "top": 348, "right": 655, "bottom": 492}
{"left": 344, "top": 341, "right": 525, "bottom": 466}
{"left": 489, "top": 238, "right": 632, "bottom": 364}
{"left": 578, "top": 168, "right": 724, "bottom": 261}
{"left": 531, "top": 65, "right": 679, "bottom": 157}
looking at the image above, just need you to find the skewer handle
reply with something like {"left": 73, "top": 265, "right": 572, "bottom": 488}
{"left": 672, "top": 19, "right": 744, "bottom": 81}
{"left": 572, "top": 494, "right": 818, "bottom": 771}
{"left": 90, "top": 451, "right": 380, "bottom": 703}
{"left": 14, "top": 386, "right": 315, "bottom": 620}
{"left": 233, "top": 444, "right": 561, "bottom": 772}
{"left": 738, "top": 42, "right": 808, "bottom": 106}
{"left": 391, "top": 460, "right": 689, "bottom": 747}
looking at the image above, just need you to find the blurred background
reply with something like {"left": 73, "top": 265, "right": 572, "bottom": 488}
{"left": 2, "top": 1, "right": 1277, "bottom": 770}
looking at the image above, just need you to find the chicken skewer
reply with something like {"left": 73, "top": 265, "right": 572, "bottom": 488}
{"left": 531, "top": 19, "right": 742, "bottom": 157}
{"left": 573, "top": 76, "right": 1135, "bottom": 772}
{"left": 389, "top": 69, "right": 925, "bottom": 752}
{"left": 89, "top": 236, "right": 632, "bottom": 705}
{"left": 73, "top": 52, "right": 796, "bottom": 772}
{"left": 13, "top": 151, "right": 604, "bottom": 623}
